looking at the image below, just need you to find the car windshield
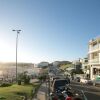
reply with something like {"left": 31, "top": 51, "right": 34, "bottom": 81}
{"left": 54, "top": 80, "right": 68, "bottom": 89}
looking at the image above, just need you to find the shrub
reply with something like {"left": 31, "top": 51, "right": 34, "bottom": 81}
{"left": 18, "top": 71, "right": 30, "bottom": 85}
{"left": 0, "top": 83, "right": 12, "bottom": 87}
{"left": 38, "top": 75, "right": 47, "bottom": 81}
{"left": 18, "top": 80, "right": 21, "bottom": 85}
{"left": 23, "top": 75, "right": 30, "bottom": 84}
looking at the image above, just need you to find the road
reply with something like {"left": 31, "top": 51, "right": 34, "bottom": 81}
{"left": 46, "top": 65, "right": 100, "bottom": 100}
{"left": 71, "top": 82, "right": 100, "bottom": 100}
{"left": 36, "top": 81, "right": 100, "bottom": 100}
{"left": 48, "top": 65, "right": 100, "bottom": 100}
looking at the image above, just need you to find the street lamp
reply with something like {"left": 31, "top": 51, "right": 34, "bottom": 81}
{"left": 12, "top": 30, "right": 21, "bottom": 82}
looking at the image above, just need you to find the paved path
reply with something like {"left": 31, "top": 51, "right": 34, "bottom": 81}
{"left": 33, "top": 82, "right": 48, "bottom": 100}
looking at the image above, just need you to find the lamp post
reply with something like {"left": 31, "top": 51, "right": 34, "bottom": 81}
{"left": 12, "top": 30, "right": 21, "bottom": 82}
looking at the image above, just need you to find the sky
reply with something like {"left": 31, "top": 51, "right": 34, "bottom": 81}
{"left": 0, "top": 0, "right": 100, "bottom": 63}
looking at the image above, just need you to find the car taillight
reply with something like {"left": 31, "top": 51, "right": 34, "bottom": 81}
{"left": 53, "top": 96, "right": 58, "bottom": 100}
{"left": 66, "top": 96, "right": 72, "bottom": 100}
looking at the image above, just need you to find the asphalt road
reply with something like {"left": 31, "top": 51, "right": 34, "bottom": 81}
{"left": 71, "top": 82, "right": 100, "bottom": 100}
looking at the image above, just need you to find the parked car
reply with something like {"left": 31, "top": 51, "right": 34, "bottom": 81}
{"left": 50, "top": 82, "right": 87, "bottom": 100}
{"left": 80, "top": 78, "right": 91, "bottom": 84}
{"left": 93, "top": 76, "right": 100, "bottom": 86}
{"left": 51, "top": 79, "right": 69, "bottom": 92}
{"left": 50, "top": 76, "right": 60, "bottom": 87}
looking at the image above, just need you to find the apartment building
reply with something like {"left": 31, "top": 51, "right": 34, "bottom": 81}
{"left": 88, "top": 37, "right": 100, "bottom": 80}
{"left": 80, "top": 58, "right": 90, "bottom": 78}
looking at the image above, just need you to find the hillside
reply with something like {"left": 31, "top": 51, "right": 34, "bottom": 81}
{"left": 59, "top": 63, "right": 73, "bottom": 70}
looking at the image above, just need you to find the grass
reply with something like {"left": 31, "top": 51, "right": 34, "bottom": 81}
{"left": 0, "top": 83, "right": 39, "bottom": 100}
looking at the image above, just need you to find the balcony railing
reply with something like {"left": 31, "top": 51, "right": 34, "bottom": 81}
{"left": 89, "top": 58, "right": 99, "bottom": 63}
{"left": 89, "top": 44, "right": 100, "bottom": 52}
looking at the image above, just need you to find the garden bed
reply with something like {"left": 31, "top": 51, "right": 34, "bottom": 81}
{"left": 0, "top": 83, "right": 40, "bottom": 100}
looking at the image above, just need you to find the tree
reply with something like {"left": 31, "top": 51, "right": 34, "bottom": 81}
{"left": 18, "top": 71, "right": 30, "bottom": 85}
{"left": 71, "top": 69, "right": 84, "bottom": 76}
{"left": 38, "top": 75, "right": 47, "bottom": 82}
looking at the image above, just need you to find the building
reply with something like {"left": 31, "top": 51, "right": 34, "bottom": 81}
{"left": 72, "top": 59, "right": 82, "bottom": 70}
{"left": 72, "top": 58, "right": 89, "bottom": 78}
{"left": 81, "top": 58, "right": 89, "bottom": 78}
{"left": 88, "top": 37, "right": 100, "bottom": 80}
{"left": 81, "top": 58, "right": 88, "bottom": 69}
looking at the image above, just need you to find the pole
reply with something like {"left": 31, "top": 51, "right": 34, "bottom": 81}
{"left": 12, "top": 30, "right": 21, "bottom": 82}
{"left": 48, "top": 65, "right": 51, "bottom": 100}
{"left": 16, "top": 32, "right": 18, "bottom": 82}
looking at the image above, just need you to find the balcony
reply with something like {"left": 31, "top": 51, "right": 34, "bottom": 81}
{"left": 89, "top": 58, "right": 100, "bottom": 64}
{"left": 89, "top": 46, "right": 100, "bottom": 53}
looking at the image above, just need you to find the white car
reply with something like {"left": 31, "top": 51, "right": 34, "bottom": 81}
{"left": 80, "top": 78, "right": 91, "bottom": 84}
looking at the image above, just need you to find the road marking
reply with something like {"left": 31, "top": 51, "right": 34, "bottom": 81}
{"left": 81, "top": 90, "right": 88, "bottom": 100}
{"left": 70, "top": 86, "right": 88, "bottom": 100}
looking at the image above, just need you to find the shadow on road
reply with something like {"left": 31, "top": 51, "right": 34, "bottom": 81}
{"left": 39, "top": 85, "right": 48, "bottom": 93}
{"left": 85, "top": 91, "right": 100, "bottom": 100}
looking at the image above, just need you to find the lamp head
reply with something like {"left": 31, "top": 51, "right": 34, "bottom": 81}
{"left": 12, "top": 30, "right": 21, "bottom": 32}
{"left": 12, "top": 30, "right": 16, "bottom": 31}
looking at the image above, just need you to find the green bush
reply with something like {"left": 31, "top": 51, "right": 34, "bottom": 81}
{"left": 24, "top": 76, "right": 30, "bottom": 84}
{"left": 38, "top": 75, "right": 46, "bottom": 81}
{"left": 0, "top": 83, "right": 12, "bottom": 87}
{"left": 18, "top": 71, "right": 30, "bottom": 85}
{"left": 18, "top": 80, "right": 21, "bottom": 85}
{"left": 0, "top": 96, "right": 6, "bottom": 99}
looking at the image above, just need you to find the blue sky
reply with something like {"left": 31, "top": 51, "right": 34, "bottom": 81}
{"left": 0, "top": 0, "right": 100, "bottom": 63}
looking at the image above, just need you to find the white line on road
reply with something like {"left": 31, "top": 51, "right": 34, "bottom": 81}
{"left": 81, "top": 90, "right": 88, "bottom": 100}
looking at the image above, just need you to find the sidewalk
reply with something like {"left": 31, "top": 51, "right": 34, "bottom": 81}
{"left": 33, "top": 82, "right": 49, "bottom": 100}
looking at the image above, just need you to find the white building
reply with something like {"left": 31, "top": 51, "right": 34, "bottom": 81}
{"left": 81, "top": 58, "right": 88, "bottom": 69}
{"left": 72, "top": 59, "right": 82, "bottom": 70}
{"left": 88, "top": 37, "right": 100, "bottom": 80}
{"left": 81, "top": 58, "right": 89, "bottom": 78}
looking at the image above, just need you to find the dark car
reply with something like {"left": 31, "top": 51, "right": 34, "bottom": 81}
{"left": 50, "top": 79, "right": 86, "bottom": 100}
{"left": 50, "top": 76, "right": 60, "bottom": 87}
{"left": 51, "top": 79, "right": 69, "bottom": 92}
